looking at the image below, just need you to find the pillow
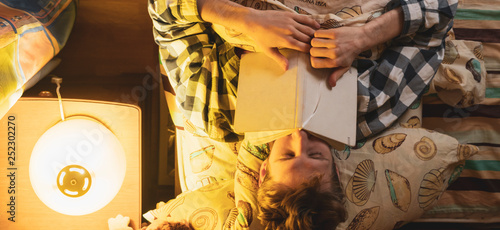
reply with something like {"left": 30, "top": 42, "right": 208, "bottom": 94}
{"left": 233, "top": 127, "right": 478, "bottom": 230}
{"left": 233, "top": 141, "right": 268, "bottom": 230}
{"left": 335, "top": 126, "right": 479, "bottom": 230}
{"left": 176, "top": 128, "right": 239, "bottom": 192}
{"left": 231, "top": 100, "right": 478, "bottom": 230}
{"left": 431, "top": 36, "right": 486, "bottom": 108}
{"left": 231, "top": 101, "right": 424, "bottom": 230}
{"left": 143, "top": 179, "right": 236, "bottom": 229}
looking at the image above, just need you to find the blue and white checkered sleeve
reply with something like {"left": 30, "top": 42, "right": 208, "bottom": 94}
{"left": 397, "top": 0, "right": 458, "bottom": 48}
{"left": 355, "top": 0, "right": 458, "bottom": 141}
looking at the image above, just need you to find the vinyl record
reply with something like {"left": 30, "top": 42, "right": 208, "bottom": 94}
{"left": 29, "top": 118, "right": 126, "bottom": 216}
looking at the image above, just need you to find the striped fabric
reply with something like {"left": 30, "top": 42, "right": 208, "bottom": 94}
{"left": 454, "top": 2, "right": 500, "bottom": 71}
{"left": 418, "top": 0, "right": 500, "bottom": 223}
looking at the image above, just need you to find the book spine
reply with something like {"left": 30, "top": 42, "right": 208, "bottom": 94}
{"left": 295, "top": 52, "right": 305, "bottom": 128}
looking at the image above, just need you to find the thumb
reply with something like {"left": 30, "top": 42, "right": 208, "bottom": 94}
{"left": 264, "top": 48, "right": 289, "bottom": 71}
{"left": 328, "top": 66, "right": 350, "bottom": 87}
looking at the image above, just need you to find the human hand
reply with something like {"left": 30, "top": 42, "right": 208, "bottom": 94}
{"left": 243, "top": 10, "right": 320, "bottom": 70}
{"left": 310, "top": 26, "right": 368, "bottom": 87}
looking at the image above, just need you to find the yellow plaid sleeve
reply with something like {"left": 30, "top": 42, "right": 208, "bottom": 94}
{"left": 149, "top": 0, "right": 243, "bottom": 142}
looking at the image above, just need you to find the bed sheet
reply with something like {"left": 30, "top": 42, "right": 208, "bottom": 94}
{"left": 417, "top": 0, "right": 500, "bottom": 223}
{"left": 168, "top": 0, "right": 500, "bottom": 224}
{"left": 0, "top": 0, "right": 77, "bottom": 119}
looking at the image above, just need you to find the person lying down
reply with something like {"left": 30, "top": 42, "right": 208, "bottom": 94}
{"left": 146, "top": 0, "right": 458, "bottom": 228}
{"left": 137, "top": 129, "right": 346, "bottom": 230}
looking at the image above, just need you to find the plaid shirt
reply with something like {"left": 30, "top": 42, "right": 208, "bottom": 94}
{"left": 148, "top": 0, "right": 457, "bottom": 142}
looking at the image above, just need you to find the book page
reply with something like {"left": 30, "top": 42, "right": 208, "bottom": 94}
{"left": 234, "top": 50, "right": 300, "bottom": 132}
{"left": 302, "top": 66, "right": 358, "bottom": 146}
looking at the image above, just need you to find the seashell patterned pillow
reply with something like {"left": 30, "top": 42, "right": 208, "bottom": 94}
{"left": 334, "top": 126, "right": 479, "bottom": 230}
{"left": 431, "top": 38, "right": 486, "bottom": 108}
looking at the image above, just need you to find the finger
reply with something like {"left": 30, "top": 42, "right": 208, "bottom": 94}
{"left": 314, "top": 29, "right": 336, "bottom": 39}
{"left": 310, "top": 47, "right": 337, "bottom": 59}
{"left": 310, "top": 56, "right": 339, "bottom": 69}
{"left": 294, "top": 22, "right": 317, "bottom": 38}
{"left": 328, "top": 66, "right": 350, "bottom": 87}
{"left": 291, "top": 26, "right": 314, "bottom": 43}
{"left": 311, "top": 37, "right": 336, "bottom": 49}
{"left": 285, "top": 38, "right": 312, "bottom": 53}
{"left": 293, "top": 14, "right": 321, "bottom": 30}
{"left": 265, "top": 48, "right": 289, "bottom": 71}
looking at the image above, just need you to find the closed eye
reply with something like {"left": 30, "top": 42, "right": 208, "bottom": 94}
{"left": 280, "top": 152, "right": 295, "bottom": 160}
{"left": 309, "top": 152, "right": 324, "bottom": 159}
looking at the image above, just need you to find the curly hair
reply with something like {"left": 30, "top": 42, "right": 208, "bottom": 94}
{"left": 161, "top": 221, "right": 193, "bottom": 230}
{"left": 257, "top": 167, "right": 346, "bottom": 230}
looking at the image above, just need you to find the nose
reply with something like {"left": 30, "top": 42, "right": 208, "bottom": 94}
{"left": 291, "top": 129, "right": 310, "bottom": 155}
{"left": 291, "top": 129, "right": 309, "bottom": 141}
{"left": 288, "top": 147, "right": 315, "bottom": 172}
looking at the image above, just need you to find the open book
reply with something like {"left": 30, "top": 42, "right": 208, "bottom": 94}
{"left": 234, "top": 50, "right": 357, "bottom": 147}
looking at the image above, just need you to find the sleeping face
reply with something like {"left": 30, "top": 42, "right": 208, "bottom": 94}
{"left": 259, "top": 129, "right": 334, "bottom": 190}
